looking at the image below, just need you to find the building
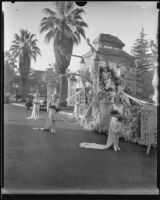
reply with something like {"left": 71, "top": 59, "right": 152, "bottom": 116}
{"left": 82, "top": 33, "right": 137, "bottom": 95}
{"left": 67, "top": 75, "right": 77, "bottom": 106}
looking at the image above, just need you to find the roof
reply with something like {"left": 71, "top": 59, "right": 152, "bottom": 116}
{"left": 83, "top": 48, "right": 135, "bottom": 60}
{"left": 92, "top": 34, "right": 125, "bottom": 47}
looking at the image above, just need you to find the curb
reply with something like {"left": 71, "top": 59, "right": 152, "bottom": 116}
{"left": 11, "top": 103, "right": 74, "bottom": 117}
{"left": 11, "top": 103, "right": 26, "bottom": 107}
{"left": 59, "top": 111, "right": 74, "bottom": 117}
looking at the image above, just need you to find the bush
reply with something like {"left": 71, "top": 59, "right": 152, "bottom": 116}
{"left": 16, "top": 94, "right": 22, "bottom": 99}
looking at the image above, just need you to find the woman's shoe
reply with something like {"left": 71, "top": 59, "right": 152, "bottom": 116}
{"left": 51, "top": 129, "right": 56, "bottom": 133}
{"left": 117, "top": 147, "right": 121, "bottom": 150}
{"left": 114, "top": 146, "right": 117, "bottom": 151}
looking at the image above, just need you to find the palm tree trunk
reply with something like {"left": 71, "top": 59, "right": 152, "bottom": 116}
{"left": 21, "top": 81, "right": 29, "bottom": 99}
{"left": 56, "top": 82, "right": 60, "bottom": 94}
{"left": 60, "top": 74, "right": 68, "bottom": 107}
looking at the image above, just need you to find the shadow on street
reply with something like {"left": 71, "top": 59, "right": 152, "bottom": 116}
{"left": 3, "top": 104, "right": 158, "bottom": 195}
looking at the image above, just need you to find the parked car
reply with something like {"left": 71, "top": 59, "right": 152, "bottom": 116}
{"left": 39, "top": 96, "right": 47, "bottom": 111}
{"left": 4, "top": 95, "right": 9, "bottom": 104}
{"left": 8, "top": 96, "right": 16, "bottom": 103}
{"left": 16, "top": 94, "right": 22, "bottom": 102}
{"left": 26, "top": 94, "right": 34, "bottom": 110}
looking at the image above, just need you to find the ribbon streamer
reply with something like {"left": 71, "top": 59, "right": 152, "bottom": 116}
{"left": 121, "top": 91, "right": 158, "bottom": 111}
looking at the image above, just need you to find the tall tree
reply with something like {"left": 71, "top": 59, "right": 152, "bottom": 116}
{"left": 149, "top": 39, "right": 158, "bottom": 71}
{"left": 131, "top": 27, "right": 154, "bottom": 100}
{"left": 9, "top": 29, "right": 41, "bottom": 98}
{"left": 4, "top": 51, "right": 17, "bottom": 93}
{"left": 40, "top": 2, "right": 88, "bottom": 106}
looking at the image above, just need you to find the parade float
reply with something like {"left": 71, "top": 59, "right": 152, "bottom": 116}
{"left": 68, "top": 34, "right": 157, "bottom": 154}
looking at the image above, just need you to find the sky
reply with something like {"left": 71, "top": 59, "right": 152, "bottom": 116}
{"left": 2, "top": 1, "right": 158, "bottom": 72}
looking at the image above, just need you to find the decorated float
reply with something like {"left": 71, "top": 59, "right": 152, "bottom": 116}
{"left": 69, "top": 34, "right": 157, "bottom": 154}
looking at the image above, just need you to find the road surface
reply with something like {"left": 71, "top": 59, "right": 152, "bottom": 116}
{"left": 3, "top": 104, "right": 158, "bottom": 194}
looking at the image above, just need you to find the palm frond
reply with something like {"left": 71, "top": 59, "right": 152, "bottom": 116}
{"left": 39, "top": 17, "right": 58, "bottom": 34}
{"left": 72, "top": 32, "right": 81, "bottom": 45}
{"left": 14, "top": 34, "right": 21, "bottom": 41}
{"left": 30, "top": 33, "right": 36, "bottom": 41}
{"left": 76, "top": 27, "right": 86, "bottom": 39}
{"left": 70, "top": 8, "right": 86, "bottom": 16}
{"left": 55, "top": 1, "right": 65, "bottom": 16}
{"left": 43, "top": 8, "right": 57, "bottom": 17}
{"left": 70, "top": 20, "right": 88, "bottom": 28}
{"left": 64, "top": 2, "right": 74, "bottom": 15}
{"left": 44, "top": 29, "right": 58, "bottom": 43}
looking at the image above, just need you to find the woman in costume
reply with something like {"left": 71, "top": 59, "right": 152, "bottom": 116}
{"left": 42, "top": 93, "right": 60, "bottom": 133}
{"left": 80, "top": 95, "right": 125, "bottom": 151}
{"left": 29, "top": 93, "right": 40, "bottom": 120}
{"left": 74, "top": 95, "right": 80, "bottom": 120}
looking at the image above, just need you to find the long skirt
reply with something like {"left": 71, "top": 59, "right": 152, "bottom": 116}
{"left": 44, "top": 110, "right": 56, "bottom": 130}
{"left": 30, "top": 104, "right": 39, "bottom": 119}
{"left": 106, "top": 117, "right": 123, "bottom": 148}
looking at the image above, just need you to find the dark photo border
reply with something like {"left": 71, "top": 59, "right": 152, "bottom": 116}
{"left": 1, "top": 1, "right": 159, "bottom": 200}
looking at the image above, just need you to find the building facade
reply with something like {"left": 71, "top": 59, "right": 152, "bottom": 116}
{"left": 82, "top": 33, "right": 137, "bottom": 95}
{"left": 67, "top": 75, "right": 77, "bottom": 106}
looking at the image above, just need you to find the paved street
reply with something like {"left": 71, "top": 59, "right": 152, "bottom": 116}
{"left": 3, "top": 104, "right": 158, "bottom": 194}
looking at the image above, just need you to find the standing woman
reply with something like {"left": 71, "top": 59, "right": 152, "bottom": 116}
{"left": 48, "top": 95, "right": 57, "bottom": 133}
{"left": 36, "top": 93, "right": 40, "bottom": 119}
{"left": 106, "top": 95, "right": 124, "bottom": 151}
{"left": 42, "top": 93, "right": 59, "bottom": 133}
{"left": 74, "top": 95, "right": 80, "bottom": 120}
{"left": 80, "top": 95, "right": 125, "bottom": 151}
{"left": 29, "top": 93, "right": 39, "bottom": 120}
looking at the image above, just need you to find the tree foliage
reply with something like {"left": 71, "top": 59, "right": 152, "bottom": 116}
{"left": 40, "top": 2, "right": 88, "bottom": 73}
{"left": 131, "top": 28, "right": 156, "bottom": 100}
{"left": 4, "top": 51, "right": 17, "bottom": 93}
{"left": 9, "top": 29, "right": 41, "bottom": 97}
{"left": 41, "top": 63, "right": 60, "bottom": 88}
{"left": 131, "top": 27, "right": 151, "bottom": 71}
{"left": 149, "top": 39, "right": 158, "bottom": 70}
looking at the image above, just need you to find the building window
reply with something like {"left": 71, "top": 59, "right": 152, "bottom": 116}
{"left": 103, "top": 44, "right": 113, "bottom": 49}
{"left": 113, "top": 47, "right": 120, "bottom": 51}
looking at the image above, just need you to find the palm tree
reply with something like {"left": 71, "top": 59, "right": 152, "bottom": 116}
{"left": 4, "top": 51, "right": 17, "bottom": 93}
{"left": 40, "top": 2, "right": 88, "bottom": 106}
{"left": 9, "top": 29, "right": 41, "bottom": 98}
{"left": 4, "top": 51, "right": 17, "bottom": 69}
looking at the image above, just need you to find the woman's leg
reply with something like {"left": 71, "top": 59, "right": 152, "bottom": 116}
{"left": 51, "top": 120, "right": 56, "bottom": 133}
{"left": 44, "top": 116, "right": 50, "bottom": 130}
{"left": 30, "top": 105, "right": 35, "bottom": 118}
{"left": 35, "top": 109, "right": 37, "bottom": 120}
{"left": 113, "top": 134, "right": 118, "bottom": 151}
{"left": 115, "top": 135, "right": 120, "bottom": 150}
{"left": 106, "top": 128, "right": 115, "bottom": 149}
{"left": 38, "top": 105, "right": 40, "bottom": 118}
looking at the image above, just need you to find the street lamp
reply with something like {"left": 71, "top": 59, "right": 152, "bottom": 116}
{"left": 80, "top": 57, "right": 85, "bottom": 64}
{"left": 79, "top": 57, "right": 86, "bottom": 70}
{"left": 15, "top": 84, "right": 18, "bottom": 102}
{"left": 71, "top": 54, "right": 86, "bottom": 70}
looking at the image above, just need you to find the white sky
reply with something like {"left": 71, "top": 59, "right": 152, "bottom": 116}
{"left": 2, "top": 1, "right": 158, "bottom": 72}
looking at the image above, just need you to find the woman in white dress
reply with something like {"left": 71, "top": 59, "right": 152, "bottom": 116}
{"left": 106, "top": 96, "right": 124, "bottom": 151}
{"left": 74, "top": 95, "right": 80, "bottom": 120}
{"left": 29, "top": 93, "right": 40, "bottom": 120}
{"left": 80, "top": 95, "right": 124, "bottom": 151}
